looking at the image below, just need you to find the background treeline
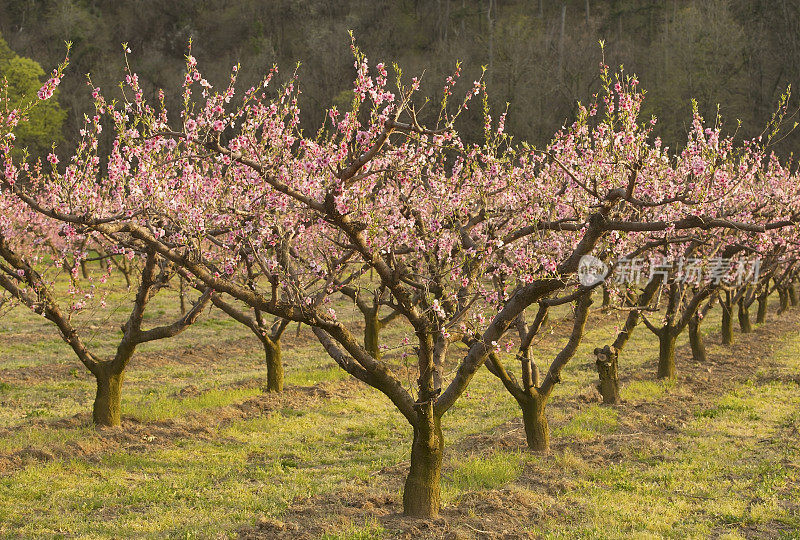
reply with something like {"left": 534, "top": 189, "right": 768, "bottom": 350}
{"left": 1, "top": 0, "right": 799, "bottom": 156}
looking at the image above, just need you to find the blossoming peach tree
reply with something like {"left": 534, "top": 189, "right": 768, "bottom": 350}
{"left": 1, "top": 53, "right": 214, "bottom": 427}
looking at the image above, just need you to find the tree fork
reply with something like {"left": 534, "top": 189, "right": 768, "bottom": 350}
{"left": 594, "top": 274, "right": 663, "bottom": 402}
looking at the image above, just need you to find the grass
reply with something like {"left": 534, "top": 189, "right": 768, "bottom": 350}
{"left": 129, "top": 386, "right": 264, "bottom": 422}
{"left": 444, "top": 450, "right": 524, "bottom": 501}
{"left": 320, "top": 520, "right": 386, "bottom": 540}
{"left": 554, "top": 405, "right": 619, "bottom": 440}
{"left": 1, "top": 272, "right": 799, "bottom": 537}
{"left": 619, "top": 379, "right": 671, "bottom": 402}
{"left": 569, "top": 377, "right": 800, "bottom": 537}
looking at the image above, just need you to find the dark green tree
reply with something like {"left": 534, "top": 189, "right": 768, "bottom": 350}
{"left": 0, "top": 32, "right": 66, "bottom": 158}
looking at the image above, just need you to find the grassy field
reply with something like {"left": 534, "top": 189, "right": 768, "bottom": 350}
{"left": 1, "top": 277, "right": 799, "bottom": 538}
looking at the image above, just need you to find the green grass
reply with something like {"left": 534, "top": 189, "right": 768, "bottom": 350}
{"left": 444, "top": 451, "right": 524, "bottom": 501}
{"left": 554, "top": 405, "right": 619, "bottom": 440}
{"left": 619, "top": 379, "right": 670, "bottom": 402}
{"left": 320, "top": 520, "right": 386, "bottom": 540}
{"left": 129, "top": 386, "right": 264, "bottom": 422}
{"left": 561, "top": 375, "right": 800, "bottom": 538}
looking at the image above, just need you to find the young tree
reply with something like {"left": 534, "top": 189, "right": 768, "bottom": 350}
{"left": 0, "top": 209, "right": 211, "bottom": 426}
{"left": 484, "top": 291, "right": 593, "bottom": 451}
{"left": 0, "top": 58, "right": 213, "bottom": 426}
{"left": 207, "top": 291, "right": 290, "bottom": 393}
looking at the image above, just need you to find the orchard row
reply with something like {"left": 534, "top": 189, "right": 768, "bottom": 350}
{"left": 1, "top": 43, "right": 799, "bottom": 517}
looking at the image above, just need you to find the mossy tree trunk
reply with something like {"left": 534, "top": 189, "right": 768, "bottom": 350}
{"left": 403, "top": 409, "right": 443, "bottom": 518}
{"left": 363, "top": 311, "right": 382, "bottom": 360}
{"left": 263, "top": 337, "right": 284, "bottom": 393}
{"left": 721, "top": 293, "right": 734, "bottom": 345}
{"left": 92, "top": 366, "right": 124, "bottom": 427}
{"left": 657, "top": 328, "right": 677, "bottom": 380}
{"left": 756, "top": 293, "right": 768, "bottom": 324}
{"left": 778, "top": 288, "right": 789, "bottom": 314}
{"left": 789, "top": 284, "right": 798, "bottom": 307}
{"left": 688, "top": 312, "right": 707, "bottom": 363}
{"left": 737, "top": 298, "right": 752, "bottom": 333}
{"left": 594, "top": 345, "right": 620, "bottom": 404}
{"left": 517, "top": 392, "right": 550, "bottom": 451}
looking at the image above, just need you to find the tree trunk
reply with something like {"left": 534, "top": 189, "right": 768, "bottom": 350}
{"left": 121, "top": 266, "right": 131, "bottom": 288}
{"left": 364, "top": 313, "right": 382, "bottom": 360}
{"left": 789, "top": 284, "right": 798, "bottom": 307}
{"left": 403, "top": 413, "right": 443, "bottom": 518}
{"left": 737, "top": 299, "right": 752, "bottom": 333}
{"left": 601, "top": 284, "right": 611, "bottom": 311}
{"left": 518, "top": 392, "right": 550, "bottom": 451}
{"left": 657, "top": 330, "right": 677, "bottom": 380}
{"left": 778, "top": 288, "right": 789, "bottom": 314}
{"left": 179, "top": 275, "right": 187, "bottom": 315}
{"left": 93, "top": 368, "right": 124, "bottom": 427}
{"left": 721, "top": 298, "right": 734, "bottom": 345}
{"left": 756, "top": 294, "right": 768, "bottom": 324}
{"left": 594, "top": 345, "right": 620, "bottom": 404}
{"left": 263, "top": 338, "right": 284, "bottom": 393}
{"left": 688, "top": 313, "right": 707, "bottom": 363}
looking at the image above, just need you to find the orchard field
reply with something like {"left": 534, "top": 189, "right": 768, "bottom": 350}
{"left": 1, "top": 271, "right": 799, "bottom": 538}
{"left": 2, "top": 3, "right": 800, "bottom": 537}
